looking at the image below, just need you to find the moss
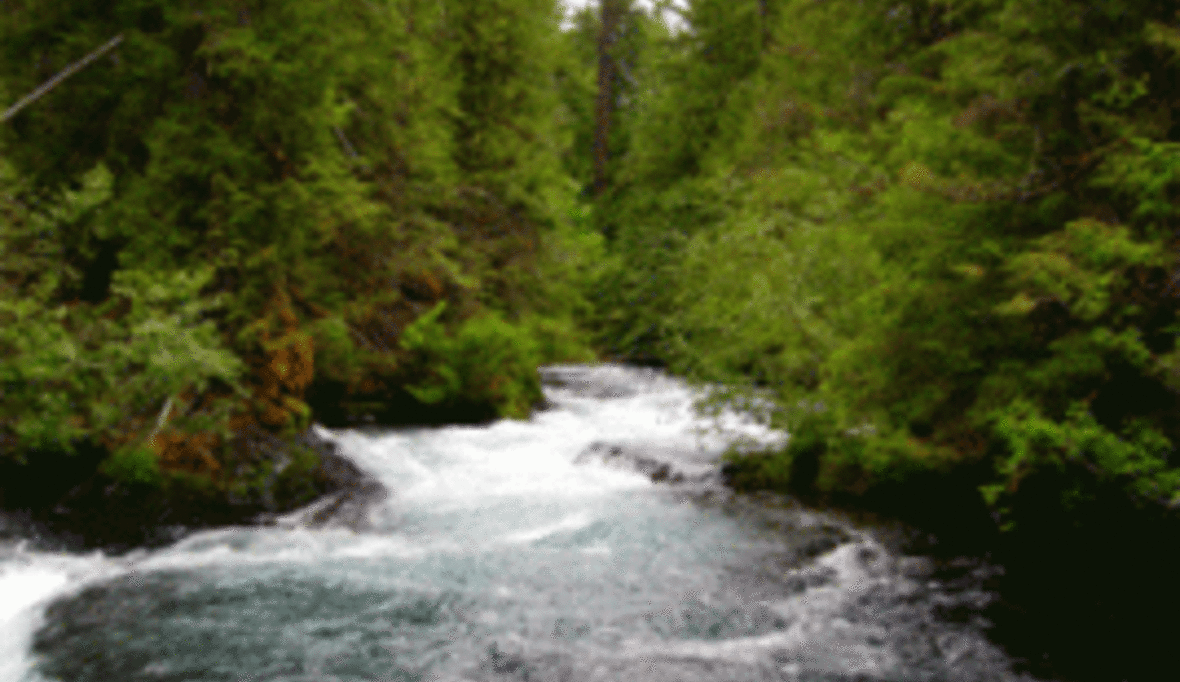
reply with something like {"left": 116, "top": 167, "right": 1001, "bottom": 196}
{"left": 271, "top": 442, "right": 324, "bottom": 510}
{"left": 99, "top": 446, "right": 163, "bottom": 488}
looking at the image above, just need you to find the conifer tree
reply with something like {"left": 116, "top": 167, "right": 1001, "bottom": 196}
{"left": 0, "top": 0, "right": 588, "bottom": 499}
{"left": 607, "top": 2, "right": 1180, "bottom": 677}
{"left": 593, "top": 0, "right": 633, "bottom": 196}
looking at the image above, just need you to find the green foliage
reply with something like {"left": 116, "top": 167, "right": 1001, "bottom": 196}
{"left": 1, "top": 0, "right": 1171, "bottom": 670}
{"left": 0, "top": 0, "right": 599, "bottom": 505}
{"left": 981, "top": 400, "right": 1180, "bottom": 530}
{"left": 100, "top": 446, "right": 162, "bottom": 487}
{"left": 996, "top": 219, "right": 1164, "bottom": 320}
{"left": 0, "top": 162, "right": 243, "bottom": 462}
{"left": 555, "top": 2, "right": 666, "bottom": 196}
{"left": 523, "top": 313, "right": 599, "bottom": 367}
{"left": 399, "top": 302, "right": 460, "bottom": 405}
{"left": 401, "top": 302, "right": 556, "bottom": 418}
{"left": 221, "top": 438, "right": 321, "bottom": 511}
{"left": 595, "top": 0, "right": 1180, "bottom": 551}
{"left": 0, "top": 0, "right": 592, "bottom": 427}
{"left": 664, "top": 149, "right": 883, "bottom": 391}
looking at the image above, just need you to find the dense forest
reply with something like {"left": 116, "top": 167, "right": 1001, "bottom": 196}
{"left": 0, "top": 0, "right": 601, "bottom": 539}
{"left": 3, "top": 1, "right": 1179, "bottom": 680}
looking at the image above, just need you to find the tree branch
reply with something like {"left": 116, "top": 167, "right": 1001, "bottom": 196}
{"left": 2, "top": 33, "right": 125, "bottom": 124}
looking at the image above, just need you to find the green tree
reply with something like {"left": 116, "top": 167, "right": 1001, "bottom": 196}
{"left": 0, "top": 0, "right": 592, "bottom": 487}
{"left": 590, "top": 0, "right": 787, "bottom": 361}
{"left": 637, "top": 1, "right": 1180, "bottom": 678}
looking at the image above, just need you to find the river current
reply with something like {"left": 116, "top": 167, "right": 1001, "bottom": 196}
{"left": 0, "top": 365, "right": 1038, "bottom": 682}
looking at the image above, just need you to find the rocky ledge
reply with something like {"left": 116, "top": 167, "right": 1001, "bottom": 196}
{"left": 0, "top": 426, "right": 387, "bottom": 555}
{"left": 573, "top": 439, "right": 735, "bottom": 502}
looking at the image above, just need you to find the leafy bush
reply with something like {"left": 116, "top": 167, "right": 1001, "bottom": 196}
{"left": 401, "top": 302, "right": 556, "bottom": 418}
{"left": 0, "top": 163, "right": 243, "bottom": 480}
{"left": 579, "top": 18, "right": 1180, "bottom": 658}
{"left": 99, "top": 446, "right": 163, "bottom": 487}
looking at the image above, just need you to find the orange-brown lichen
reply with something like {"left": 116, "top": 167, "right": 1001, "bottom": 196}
{"left": 245, "top": 289, "right": 316, "bottom": 431}
{"left": 150, "top": 430, "right": 222, "bottom": 477}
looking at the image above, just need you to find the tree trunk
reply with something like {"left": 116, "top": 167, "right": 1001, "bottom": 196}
{"left": 759, "top": 0, "right": 771, "bottom": 47}
{"left": 593, "top": 0, "right": 627, "bottom": 196}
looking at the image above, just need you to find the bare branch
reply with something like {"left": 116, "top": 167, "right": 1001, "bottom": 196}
{"left": 2, "top": 33, "right": 125, "bottom": 124}
{"left": 333, "top": 126, "right": 359, "bottom": 159}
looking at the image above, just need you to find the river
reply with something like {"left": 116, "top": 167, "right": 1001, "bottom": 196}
{"left": 0, "top": 364, "right": 1038, "bottom": 682}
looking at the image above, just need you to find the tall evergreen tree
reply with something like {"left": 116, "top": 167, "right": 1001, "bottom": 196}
{"left": 0, "top": 0, "right": 589, "bottom": 511}
{"left": 613, "top": 1, "right": 1180, "bottom": 678}
{"left": 593, "top": 0, "right": 633, "bottom": 196}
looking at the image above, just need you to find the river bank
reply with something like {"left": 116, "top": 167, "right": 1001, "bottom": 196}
{"left": 0, "top": 364, "right": 1164, "bottom": 682}
{"left": 0, "top": 426, "right": 384, "bottom": 554}
{"left": 722, "top": 430, "right": 1180, "bottom": 682}
{"left": 1, "top": 364, "right": 1046, "bottom": 682}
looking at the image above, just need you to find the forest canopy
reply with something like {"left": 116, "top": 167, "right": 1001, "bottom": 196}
{"left": 571, "top": 2, "right": 1180, "bottom": 679}
{"left": 0, "top": 0, "right": 598, "bottom": 492}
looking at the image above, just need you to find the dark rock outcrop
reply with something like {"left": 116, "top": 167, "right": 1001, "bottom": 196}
{"left": 0, "top": 425, "right": 387, "bottom": 554}
{"left": 254, "top": 428, "right": 388, "bottom": 531}
{"left": 574, "top": 440, "right": 729, "bottom": 491}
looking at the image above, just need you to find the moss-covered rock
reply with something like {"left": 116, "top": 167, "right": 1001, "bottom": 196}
{"left": 0, "top": 426, "right": 382, "bottom": 554}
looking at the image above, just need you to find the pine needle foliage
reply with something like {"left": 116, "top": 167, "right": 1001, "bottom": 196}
{"left": 598, "top": 0, "right": 1180, "bottom": 529}
{"left": 594, "top": 2, "right": 1180, "bottom": 676}
{"left": 0, "top": 1, "right": 594, "bottom": 490}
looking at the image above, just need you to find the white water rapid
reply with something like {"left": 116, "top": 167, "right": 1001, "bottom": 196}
{"left": 0, "top": 365, "right": 1035, "bottom": 682}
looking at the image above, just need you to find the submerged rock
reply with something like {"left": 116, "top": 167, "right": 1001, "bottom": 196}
{"left": 574, "top": 440, "right": 725, "bottom": 490}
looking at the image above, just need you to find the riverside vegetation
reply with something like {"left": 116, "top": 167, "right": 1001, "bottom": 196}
{"left": 0, "top": 0, "right": 599, "bottom": 548}
{"left": 2, "top": 1, "right": 1179, "bottom": 680}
